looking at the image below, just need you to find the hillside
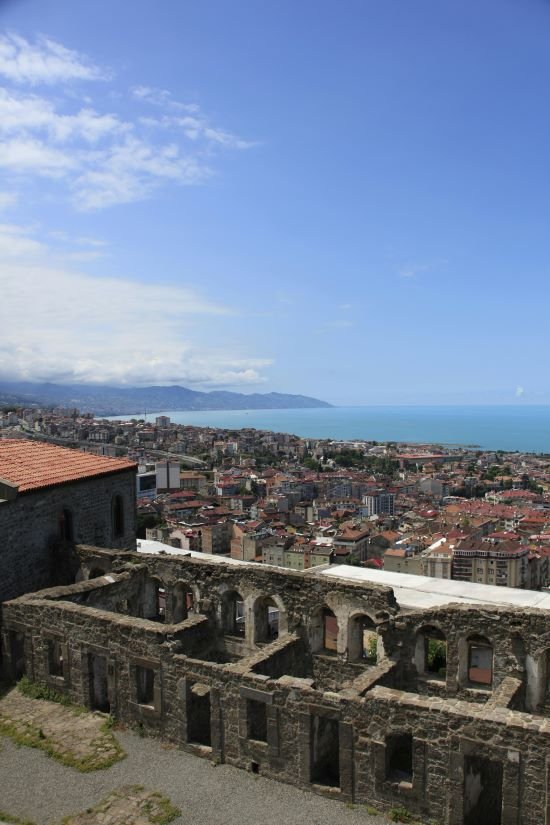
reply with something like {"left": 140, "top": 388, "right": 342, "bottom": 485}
{"left": 0, "top": 381, "right": 332, "bottom": 416}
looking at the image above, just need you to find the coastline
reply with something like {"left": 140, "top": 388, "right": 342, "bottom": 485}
{"left": 105, "top": 404, "right": 550, "bottom": 454}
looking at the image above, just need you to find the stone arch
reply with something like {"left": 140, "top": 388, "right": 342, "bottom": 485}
{"left": 347, "top": 612, "right": 378, "bottom": 663}
{"left": 414, "top": 624, "right": 447, "bottom": 679}
{"left": 252, "top": 593, "right": 288, "bottom": 643}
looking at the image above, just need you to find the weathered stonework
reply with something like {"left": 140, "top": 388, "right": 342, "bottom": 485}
{"left": 2, "top": 545, "right": 550, "bottom": 825}
{"left": 0, "top": 471, "right": 136, "bottom": 604}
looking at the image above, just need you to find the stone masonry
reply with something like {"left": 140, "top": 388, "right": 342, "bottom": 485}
{"left": 3, "top": 544, "right": 550, "bottom": 825}
{"left": 0, "top": 467, "right": 136, "bottom": 604}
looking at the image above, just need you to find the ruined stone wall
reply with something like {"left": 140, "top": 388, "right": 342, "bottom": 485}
{"left": 0, "top": 471, "right": 136, "bottom": 605}
{"left": 3, "top": 550, "right": 550, "bottom": 823}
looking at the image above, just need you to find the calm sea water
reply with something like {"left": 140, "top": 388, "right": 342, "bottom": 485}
{"left": 106, "top": 405, "right": 550, "bottom": 453}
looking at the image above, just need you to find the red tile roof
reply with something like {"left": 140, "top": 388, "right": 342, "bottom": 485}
{"left": 0, "top": 439, "right": 136, "bottom": 493}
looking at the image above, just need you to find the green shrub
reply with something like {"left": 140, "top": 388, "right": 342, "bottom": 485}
{"left": 389, "top": 807, "right": 413, "bottom": 823}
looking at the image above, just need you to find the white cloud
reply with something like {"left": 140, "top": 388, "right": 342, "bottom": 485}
{"left": 72, "top": 136, "right": 211, "bottom": 210}
{"left": 0, "top": 38, "right": 254, "bottom": 210}
{"left": 0, "top": 137, "right": 77, "bottom": 177}
{"left": 0, "top": 225, "right": 272, "bottom": 387}
{"left": 131, "top": 85, "right": 200, "bottom": 113}
{"left": 0, "top": 223, "right": 46, "bottom": 257}
{"left": 132, "top": 86, "right": 256, "bottom": 149}
{"left": 0, "top": 33, "right": 108, "bottom": 85}
{"left": 515, "top": 385, "right": 524, "bottom": 398}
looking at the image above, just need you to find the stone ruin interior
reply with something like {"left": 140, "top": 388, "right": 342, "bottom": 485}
{"left": 2, "top": 544, "right": 550, "bottom": 825}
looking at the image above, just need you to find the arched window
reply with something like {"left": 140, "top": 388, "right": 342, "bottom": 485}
{"left": 222, "top": 590, "right": 245, "bottom": 637}
{"left": 59, "top": 508, "right": 74, "bottom": 542}
{"left": 467, "top": 634, "right": 493, "bottom": 686}
{"left": 415, "top": 625, "right": 447, "bottom": 679}
{"left": 348, "top": 614, "right": 377, "bottom": 663}
{"left": 112, "top": 495, "right": 124, "bottom": 539}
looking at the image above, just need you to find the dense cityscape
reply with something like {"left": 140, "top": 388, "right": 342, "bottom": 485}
{"left": 2, "top": 405, "right": 549, "bottom": 592}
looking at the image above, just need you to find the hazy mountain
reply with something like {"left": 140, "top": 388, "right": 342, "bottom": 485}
{"left": 0, "top": 380, "right": 332, "bottom": 416}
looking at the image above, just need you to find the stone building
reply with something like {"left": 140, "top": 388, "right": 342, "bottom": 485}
{"left": 2, "top": 539, "right": 550, "bottom": 825}
{"left": 0, "top": 439, "right": 137, "bottom": 604}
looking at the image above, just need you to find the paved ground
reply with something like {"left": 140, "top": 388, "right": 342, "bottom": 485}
{"left": 0, "top": 728, "right": 390, "bottom": 825}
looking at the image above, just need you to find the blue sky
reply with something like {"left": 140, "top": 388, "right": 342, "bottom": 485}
{"left": 0, "top": 0, "right": 549, "bottom": 405}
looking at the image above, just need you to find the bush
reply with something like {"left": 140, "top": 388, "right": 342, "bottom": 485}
{"left": 17, "top": 676, "right": 71, "bottom": 706}
{"left": 389, "top": 807, "right": 414, "bottom": 823}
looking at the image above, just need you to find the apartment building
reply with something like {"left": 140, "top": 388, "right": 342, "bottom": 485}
{"left": 363, "top": 490, "right": 395, "bottom": 517}
{"left": 452, "top": 539, "right": 529, "bottom": 588}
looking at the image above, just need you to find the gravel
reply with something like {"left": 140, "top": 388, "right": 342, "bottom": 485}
{"left": 0, "top": 729, "right": 390, "bottom": 825}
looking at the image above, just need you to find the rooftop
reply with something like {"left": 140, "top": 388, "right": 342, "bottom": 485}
{"left": 318, "top": 565, "right": 550, "bottom": 611}
{"left": 0, "top": 439, "right": 136, "bottom": 493}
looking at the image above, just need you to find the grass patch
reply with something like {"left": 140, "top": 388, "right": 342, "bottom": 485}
{"left": 0, "top": 685, "right": 126, "bottom": 772}
{"left": 143, "top": 791, "right": 181, "bottom": 824}
{"left": 0, "top": 812, "right": 36, "bottom": 825}
{"left": 16, "top": 676, "right": 84, "bottom": 711}
{"left": 0, "top": 714, "right": 124, "bottom": 772}
{"left": 59, "top": 786, "right": 181, "bottom": 825}
{"left": 389, "top": 807, "right": 414, "bottom": 823}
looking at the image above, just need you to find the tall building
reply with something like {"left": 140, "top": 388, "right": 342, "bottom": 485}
{"left": 363, "top": 490, "right": 395, "bottom": 517}
{"left": 155, "top": 460, "right": 180, "bottom": 492}
{"left": 452, "top": 539, "right": 528, "bottom": 588}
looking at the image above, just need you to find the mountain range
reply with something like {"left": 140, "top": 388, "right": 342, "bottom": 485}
{"left": 0, "top": 380, "right": 332, "bottom": 416}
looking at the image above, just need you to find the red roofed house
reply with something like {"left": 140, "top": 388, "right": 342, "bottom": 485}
{"left": 0, "top": 439, "right": 137, "bottom": 605}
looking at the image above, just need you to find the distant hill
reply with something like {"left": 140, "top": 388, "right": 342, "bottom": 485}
{"left": 0, "top": 380, "right": 332, "bottom": 416}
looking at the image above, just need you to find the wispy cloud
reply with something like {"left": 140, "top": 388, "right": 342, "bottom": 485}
{"left": 0, "top": 32, "right": 109, "bottom": 85}
{"left": 0, "top": 224, "right": 272, "bottom": 387}
{"left": 131, "top": 85, "right": 199, "bottom": 113}
{"left": 515, "top": 385, "right": 525, "bottom": 398}
{"left": 133, "top": 85, "right": 257, "bottom": 150}
{"left": 0, "top": 34, "right": 255, "bottom": 209}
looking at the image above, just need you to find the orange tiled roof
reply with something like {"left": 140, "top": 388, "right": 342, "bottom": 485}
{"left": 0, "top": 439, "right": 136, "bottom": 493}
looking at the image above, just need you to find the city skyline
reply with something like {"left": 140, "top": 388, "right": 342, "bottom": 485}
{"left": 1, "top": 0, "right": 550, "bottom": 405}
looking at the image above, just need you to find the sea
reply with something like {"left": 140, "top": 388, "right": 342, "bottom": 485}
{"left": 106, "top": 405, "right": 550, "bottom": 454}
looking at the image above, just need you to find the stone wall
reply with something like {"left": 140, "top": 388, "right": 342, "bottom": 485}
{"left": 3, "top": 547, "right": 550, "bottom": 824}
{"left": 0, "top": 470, "right": 136, "bottom": 605}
